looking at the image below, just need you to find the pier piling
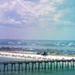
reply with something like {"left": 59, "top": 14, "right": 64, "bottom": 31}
{"left": 0, "top": 60, "right": 75, "bottom": 72}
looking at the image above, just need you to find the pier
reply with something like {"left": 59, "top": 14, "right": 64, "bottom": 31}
{"left": 0, "top": 59, "right": 75, "bottom": 72}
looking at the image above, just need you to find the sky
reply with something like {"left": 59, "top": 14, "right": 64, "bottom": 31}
{"left": 0, "top": 0, "right": 75, "bottom": 40}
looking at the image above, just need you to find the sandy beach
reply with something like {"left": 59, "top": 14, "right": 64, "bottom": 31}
{"left": 0, "top": 51, "right": 75, "bottom": 61}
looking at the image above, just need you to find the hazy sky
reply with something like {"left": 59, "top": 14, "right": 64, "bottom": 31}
{"left": 0, "top": 0, "right": 75, "bottom": 40}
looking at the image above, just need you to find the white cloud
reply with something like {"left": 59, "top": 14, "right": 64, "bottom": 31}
{"left": 16, "top": 0, "right": 64, "bottom": 17}
{"left": 16, "top": 0, "right": 36, "bottom": 16}
{"left": 6, "top": 18, "right": 22, "bottom": 25}
{"left": 54, "top": 12, "right": 62, "bottom": 22}
{"left": 0, "top": 17, "right": 22, "bottom": 25}
{"left": 53, "top": 10, "right": 74, "bottom": 25}
{"left": 34, "top": 3, "right": 56, "bottom": 17}
{"left": 0, "top": 0, "right": 69, "bottom": 27}
{"left": 39, "top": 0, "right": 48, "bottom": 3}
{"left": 56, "top": 0, "right": 63, "bottom": 3}
{"left": 0, "top": 0, "right": 18, "bottom": 25}
{"left": 0, "top": 0, "right": 16, "bottom": 11}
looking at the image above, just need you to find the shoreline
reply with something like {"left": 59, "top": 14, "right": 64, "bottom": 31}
{"left": 0, "top": 51, "right": 75, "bottom": 61}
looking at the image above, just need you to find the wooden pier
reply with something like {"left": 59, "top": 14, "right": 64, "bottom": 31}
{"left": 0, "top": 59, "right": 75, "bottom": 72}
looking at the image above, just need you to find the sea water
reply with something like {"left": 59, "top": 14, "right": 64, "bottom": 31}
{"left": 0, "top": 40, "right": 75, "bottom": 75}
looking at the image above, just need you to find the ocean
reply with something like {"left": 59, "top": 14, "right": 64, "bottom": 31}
{"left": 0, "top": 69, "right": 75, "bottom": 75}
{"left": 0, "top": 39, "right": 75, "bottom": 75}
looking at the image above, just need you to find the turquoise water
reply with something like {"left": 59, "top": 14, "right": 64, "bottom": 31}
{"left": 0, "top": 69, "right": 75, "bottom": 75}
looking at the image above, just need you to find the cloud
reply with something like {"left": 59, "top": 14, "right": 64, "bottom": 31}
{"left": 0, "top": 0, "right": 16, "bottom": 11}
{"left": 0, "top": 0, "right": 73, "bottom": 28}
{"left": 39, "top": 0, "right": 48, "bottom": 3}
{"left": 17, "top": 0, "right": 36, "bottom": 15}
{"left": 5, "top": 18, "right": 22, "bottom": 25}
{"left": 0, "top": 0, "right": 18, "bottom": 25}
{"left": 56, "top": 0, "right": 63, "bottom": 3}
{"left": 53, "top": 9, "right": 74, "bottom": 26}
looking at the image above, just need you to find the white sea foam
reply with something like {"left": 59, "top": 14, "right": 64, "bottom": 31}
{"left": 0, "top": 51, "right": 75, "bottom": 60}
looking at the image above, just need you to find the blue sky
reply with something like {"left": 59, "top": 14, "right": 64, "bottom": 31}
{"left": 0, "top": 0, "right": 75, "bottom": 40}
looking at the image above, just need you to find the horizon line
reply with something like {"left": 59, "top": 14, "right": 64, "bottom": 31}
{"left": 0, "top": 39, "right": 75, "bottom": 41}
